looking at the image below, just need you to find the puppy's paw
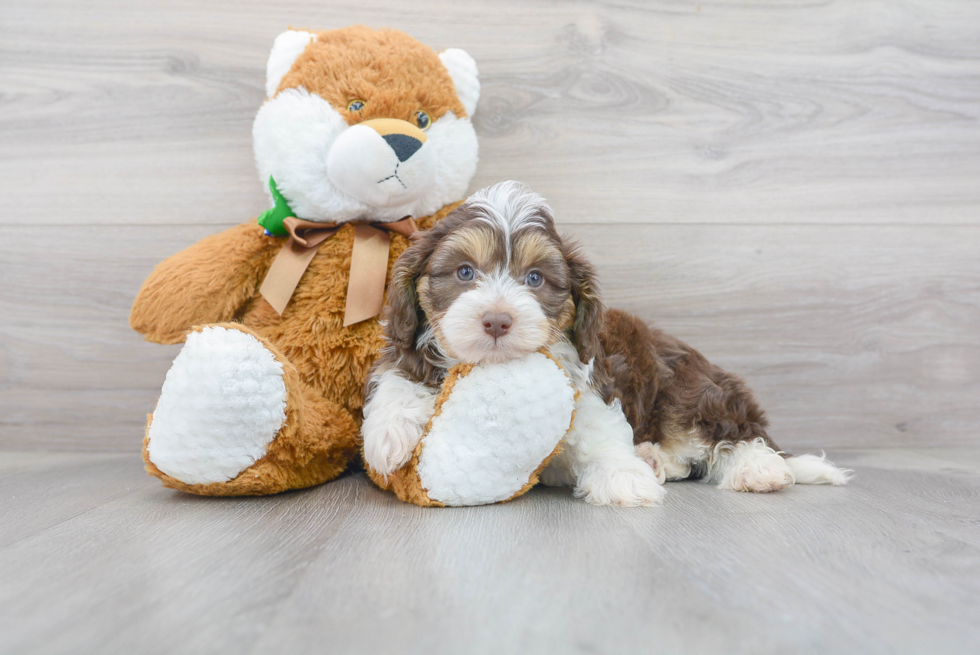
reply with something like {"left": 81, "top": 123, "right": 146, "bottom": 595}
{"left": 362, "top": 410, "right": 430, "bottom": 476}
{"left": 361, "top": 372, "right": 436, "bottom": 476}
{"left": 726, "top": 460, "right": 794, "bottom": 493}
{"left": 714, "top": 439, "right": 795, "bottom": 493}
{"left": 634, "top": 442, "right": 667, "bottom": 485}
{"left": 575, "top": 459, "right": 667, "bottom": 507}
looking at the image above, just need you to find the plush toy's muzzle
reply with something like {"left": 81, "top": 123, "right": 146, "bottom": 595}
{"left": 327, "top": 118, "right": 435, "bottom": 207}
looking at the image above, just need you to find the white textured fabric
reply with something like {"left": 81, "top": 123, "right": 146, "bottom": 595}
{"left": 147, "top": 327, "right": 287, "bottom": 485}
{"left": 417, "top": 352, "right": 575, "bottom": 506}
{"left": 265, "top": 30, "right": 316, "bottom": 98}
{"left": 438, "top": 48, "right": 480, "bottom": 116}
{"left": 326, "top": 123, "right": 436, "bottom": 208}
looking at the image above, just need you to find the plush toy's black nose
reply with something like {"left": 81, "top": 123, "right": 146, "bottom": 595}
{"left": 382, "top": 133, "right": 423, "bottom": 162}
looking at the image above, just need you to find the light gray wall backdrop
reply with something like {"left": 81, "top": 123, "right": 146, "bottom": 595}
{"left": 2, "top": 0, "right": 978, "bottom": 452}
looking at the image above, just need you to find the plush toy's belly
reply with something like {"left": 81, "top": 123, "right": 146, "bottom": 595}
{"left": 416, "top": 352, "right": 577, "bottom": 506}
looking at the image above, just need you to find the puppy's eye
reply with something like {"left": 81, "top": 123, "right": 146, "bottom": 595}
{"left": 348, "top": 99, "right": 365, "bottom": 112}
{"left": 525, "top": 271, "right": 544, "bottom": 287}
{"left": 456, "top": 265, "right": 475, "bottom": 282}
{"left": 415, "top": 111, "right": 431, "bottom": 130}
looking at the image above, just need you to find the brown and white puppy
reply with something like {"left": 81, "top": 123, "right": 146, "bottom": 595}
{"left": 361, "top": 182, "right": 850, "bottom": 505}
{"left": 362, "top": 181, "right": 664, "bottom": 506}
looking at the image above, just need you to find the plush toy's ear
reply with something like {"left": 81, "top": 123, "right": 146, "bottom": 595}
{"left": 266, "top": 30, "right": 316, "bottom": 98}
{"left": 438, "top": 48, "right": 480, "bottom": 117}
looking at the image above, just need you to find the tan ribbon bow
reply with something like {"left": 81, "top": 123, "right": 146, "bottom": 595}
{"left": 259, "top": 216, "right": 418, "bottom": 326}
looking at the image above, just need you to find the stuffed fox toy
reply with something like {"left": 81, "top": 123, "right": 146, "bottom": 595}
{"left": 130, "top": 26, "right": 481, "bottom": 495}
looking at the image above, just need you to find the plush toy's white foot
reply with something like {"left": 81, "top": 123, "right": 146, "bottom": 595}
{"left": 575, "top": 458, "right": 667, "bottom": 507}
{"left": 146, "top": 326, "right": 287, "bottom": 485}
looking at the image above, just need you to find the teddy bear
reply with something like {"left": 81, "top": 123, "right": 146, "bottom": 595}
{"left": 130, "top": 25, "right": 481, "bottom": 496}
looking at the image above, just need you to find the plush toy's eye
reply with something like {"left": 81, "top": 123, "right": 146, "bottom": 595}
{"left": 456, "top": 265, "right": 475, "bottom": 282}
{"left": 525, "top": 271, "right": 544, "bottom": 287}
{"left": 415, "top": 111, "right": 431, "bottom": 130}
{"left": 348, "top": 99, "right": 365, "bottom": 112}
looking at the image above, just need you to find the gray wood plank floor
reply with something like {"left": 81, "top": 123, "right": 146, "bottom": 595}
{"left": 1, "top": 449, "right": 978, "bottom": 655}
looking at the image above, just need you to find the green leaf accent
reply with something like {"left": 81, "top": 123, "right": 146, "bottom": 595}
{"left": 257, "top": 176, "right": 295, "bottom": 236}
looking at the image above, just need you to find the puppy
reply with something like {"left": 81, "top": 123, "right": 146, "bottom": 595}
{"left": 361, "top": 181, "right": 850, "bottom": 506}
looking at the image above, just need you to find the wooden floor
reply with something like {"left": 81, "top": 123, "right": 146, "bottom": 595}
{"left": 1, "top": 448, "right": 978, "bottom": 654}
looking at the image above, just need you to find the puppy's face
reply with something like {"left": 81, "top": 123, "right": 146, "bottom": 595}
{"left": 417, "top": 214, "right": 574, "bottom": 364}
{"left": 384, "top": 182, "right": 604, "bottom": 374}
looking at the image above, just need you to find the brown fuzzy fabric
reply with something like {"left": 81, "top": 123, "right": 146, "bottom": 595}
{"left": 278, "top": 26, "right": 468, "bottom": 122}
{"left": 133, "top": 204, "right": 461, "bottom": 496}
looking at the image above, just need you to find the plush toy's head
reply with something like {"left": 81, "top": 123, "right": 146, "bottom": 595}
{"left": 253, "top": 25, "right": 480, "bottom": 225}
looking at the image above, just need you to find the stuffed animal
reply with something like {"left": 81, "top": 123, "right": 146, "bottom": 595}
{"left": 367, "top": 351, "right": 577, "bottom": 506}
{"left": 130, "top": 26, "right": 481, "bottom": 496}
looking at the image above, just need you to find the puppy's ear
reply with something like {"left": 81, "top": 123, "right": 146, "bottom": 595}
{"left": 565, "top": 243, "right": 606, "bottom": 366}
{"left": 383, "top": 241, "right": 431, "bottom": 352}
{"left": 384, "top": 206, "right": 470, "bottom": 352}
{"left": 380, "top": 227, "right": 452, "bottom": 385}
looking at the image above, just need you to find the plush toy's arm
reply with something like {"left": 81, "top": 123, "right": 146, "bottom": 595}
{"left": 130, "top": 223, "right": 280, "bottom": 345}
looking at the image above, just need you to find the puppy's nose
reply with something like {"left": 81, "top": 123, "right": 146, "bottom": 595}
{"left": 482, "top": 312, "right": 513, "bottom": 339}
{"left": 382, "top": 133, "right": 423, "bottom": 162}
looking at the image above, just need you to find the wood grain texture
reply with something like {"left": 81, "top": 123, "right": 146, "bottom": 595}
{"left": 1, "top": 0, "right": 979, "bottom": 452}
{"left": 2, "top": 222, "right": 977, "bottom": 451}
{"left": 1, "top": 0, "right": 979, "bottom": 226}
{"left": 0, "top": 449, "right": 978, "bottom": 654}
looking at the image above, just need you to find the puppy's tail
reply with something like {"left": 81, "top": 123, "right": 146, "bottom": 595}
{"left": 784, "top": 452, "right": 853, "bottom": 486}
